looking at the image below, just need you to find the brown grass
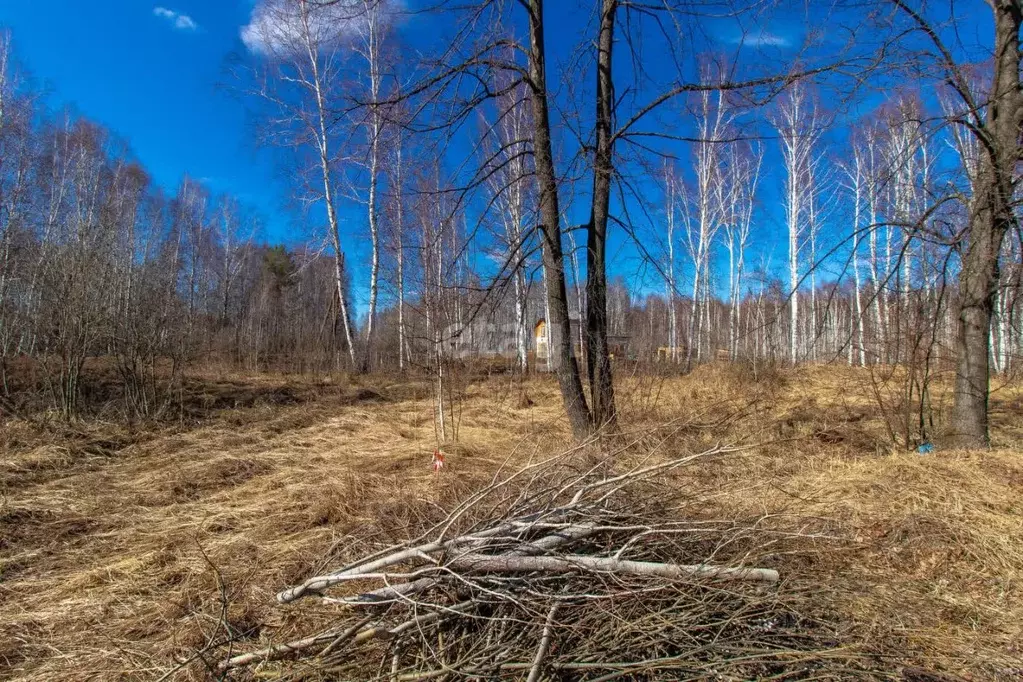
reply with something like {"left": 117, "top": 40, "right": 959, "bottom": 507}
{"left": 1, "top": 365, "right": 1021, "bottom": 680}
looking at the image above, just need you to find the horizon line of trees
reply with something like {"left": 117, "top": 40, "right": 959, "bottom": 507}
{"left": 229, "top": 0, "right": 1019, "bottom": 447}
{"left": 2, "top": 0, "right": 1022, "bottom": 450}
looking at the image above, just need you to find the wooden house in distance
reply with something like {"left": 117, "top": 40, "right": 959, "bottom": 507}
{"left": 534, "top": 318, "right": 630, "bottom": 371}
{"left": 441, "top": 316, "right": 630, "bottom": 371}
{"left": 441, "top": 321, "right": 522, "bottom": 360}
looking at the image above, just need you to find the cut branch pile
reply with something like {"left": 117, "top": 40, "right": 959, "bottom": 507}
{"left": 218, "top": 446, "right": 859, "bottom": 679}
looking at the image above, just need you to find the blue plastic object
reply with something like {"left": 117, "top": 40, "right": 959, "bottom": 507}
{"left": 917, "top": 441, "right": 934, "bottom": 455}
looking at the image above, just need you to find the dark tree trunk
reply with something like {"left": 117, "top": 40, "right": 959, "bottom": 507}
{"left": 952, "top": 207, "right": 1004, "bottom": 447}
{"left": 526, "top": 0, "right": 592, "bottom": 439}
{"left": 950, "top": 0, "right": 1021, "bottom": 448}
{"left": 586, "top": 0, "right": 618, "bottom": 431}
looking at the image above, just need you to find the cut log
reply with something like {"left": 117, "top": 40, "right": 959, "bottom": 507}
{"left": 446, "top": 554, "right": 779, "bottom": 583}
{"left": 279, "top": 519, "right": 594, "bottom": 603}
{"left": 330, "top": 524, "right": 599, "bottom": 605}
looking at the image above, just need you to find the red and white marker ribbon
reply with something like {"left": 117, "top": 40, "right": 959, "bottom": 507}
{"left": 431, "top": 449, "right": 445, "bottom": 472}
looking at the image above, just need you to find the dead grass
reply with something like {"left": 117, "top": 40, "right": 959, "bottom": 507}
{"left": 1, "top": 365, "right": 1021, "bottom": 680}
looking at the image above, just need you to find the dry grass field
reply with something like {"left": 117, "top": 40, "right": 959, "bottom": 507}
{"left": 1, "top": 364, "right": 1022, "bottom": 680}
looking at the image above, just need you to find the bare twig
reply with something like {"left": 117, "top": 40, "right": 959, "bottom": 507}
{"left": 525, "top": 604, "right": 558, "bottom": 682}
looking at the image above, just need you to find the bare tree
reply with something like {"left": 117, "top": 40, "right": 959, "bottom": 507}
{"left": 482, "top": 79, "right": 535, "bottom": 373}
{"left": 0, "top": 30, "right": 30, "bottom": 376}
{"left": 387, "top": 129, "right": 408, "bottom": 372}
{"left": 771, "top": 81, "right": 822, "bottom": 365}
{"left": 720, "top": 143, "right": 762, "bottom": 361}
{"left": 683, "top": 78, "right": 730, "bottom": 368}
{"left": 524, "top": 0, "right": 592, "bottom": 437}
{"left": 662, "top": 162, "right": 680, "bottom": 363}
{"left": 845, "top": 143, "right": 868, "bottom": 366}
{"left": 241, "top": 0, "right": 359, "bottom": 368}
{"left": 349, "top": 0, "right": 391, "bottom": 371}
{"left": 890, "top": 0, "right": 1022, "bottom": 446}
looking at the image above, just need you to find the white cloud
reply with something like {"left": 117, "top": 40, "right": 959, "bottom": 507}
{"left": 153, "top": 6, "right": 199, "bottom": 32}
{"left": 240, "top": 0, "right": 398, "bottom": 56}
{"left": 729, "top": 31, "right": 791, "bottom": 48}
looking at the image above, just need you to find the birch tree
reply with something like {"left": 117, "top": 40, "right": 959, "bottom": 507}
{"left": 720, "top": 143, "right": 762, "bottom": 361}
{"left": 482, "top": 79, "right": 535, "bottom": 372}
{"left": 0, "top": 31, "right": 28, "bottom": 366}
{"left": 684, "top": 79, "right": 730, "bottom": 368}
{"left": 770, "top": 81, "right": 821, "bottom": 365}
{"left": 349, "top": 0, "right": 391, "bottom": 371}
{"left": 386, "top": 129, "right": 408, "bottom": 372}
{"left": 845, "top": 144, "right": 867, "bottom": 366}
{"left": 663, "top": 162, "right": 680, "bottom": 362}
{"left": 241, "top": 0, "right": 358, "bottom": 368}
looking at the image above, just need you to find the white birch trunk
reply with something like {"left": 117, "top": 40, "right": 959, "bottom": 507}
{"left": 299, "top": 6, "right": 356, "bottom": 367}
{"left": 852, "top": 153, "right": 866, "bottom": 366}
{"left": 394, "top": 139, "right": 406, "bottom": 372}
{"left": 361, "top": 1, "right": 383, "bottom": 370}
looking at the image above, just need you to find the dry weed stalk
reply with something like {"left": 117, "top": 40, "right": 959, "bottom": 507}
{"left": 216, "top": 443, "right": 863, "bottom": 679}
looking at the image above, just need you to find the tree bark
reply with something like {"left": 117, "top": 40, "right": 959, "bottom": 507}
{"left": 360, "top": 2, "right": 383, "bottom": 372}
{"left": 526, "top": 0, "right": 591, "bottom": 439}
{"left": 953, "top": 202, "right": 1006, "bottom": 447}
{"left": 665, "top": 166, "right": 678, "bottom": 362}
{"left": 949, "top": 0, "right": 1021, "bottom": 448}
{"left": 394, "top": 137, "right": 406, "bottom": 373}
{"left": 585, "top": 0, "right": 618, "bottom": 431}
{"left": 300, "top": 4, "right": 356, "bottom": 369}
{"left": 446, "top": 553, "right": 779, "bottom": 583}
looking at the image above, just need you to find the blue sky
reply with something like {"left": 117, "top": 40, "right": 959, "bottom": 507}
{"left": 0, "top": 1, "right": 993, "bottom": 311}
{"left": 0, "top": 0, "right": 805, "bottom": 281}
{"left": 0, "top": 0, "right": 294, "bottom": 240}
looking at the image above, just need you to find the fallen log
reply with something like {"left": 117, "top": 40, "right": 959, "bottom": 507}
{"left": 328, "top": 523, "right": 601, "bottom": 605}
{"left": 218, "top": 445, "right": 830, "bottom": 680}
{"left": 445, "top": 553, "right": 779, "bottom": 583}
{"left": 277, "top": 513, "right": 582, "bottom": 603}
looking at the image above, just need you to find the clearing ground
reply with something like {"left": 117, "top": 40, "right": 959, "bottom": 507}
{"left": 1, "top": 365, "right": 1022, "bottom": 680}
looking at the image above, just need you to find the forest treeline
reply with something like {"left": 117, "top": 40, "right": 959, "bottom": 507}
{"left": 1, "top": 0, "right": 1022, "bottom": 447}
